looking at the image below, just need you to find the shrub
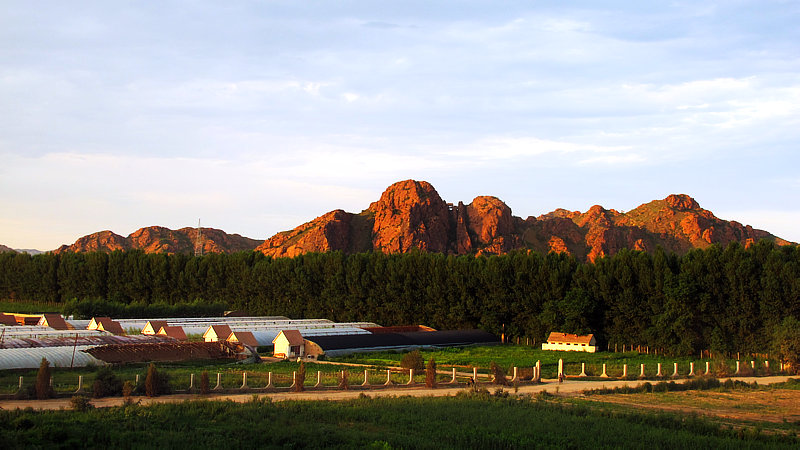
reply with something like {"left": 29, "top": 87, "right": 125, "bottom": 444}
{"left": 491, "top": 361, "right": 508, "bottom": 386}
{"left": 712, "top": 359, "right": 731, "bottom": 377}
{"left": 426, "top": 358, "right": 437, "bottom": 389}
{"left": 294, "top": 361, "right": 306, "bottom": 392}
{"left": 70, "top": 395, "right": 93, "bottom": 412}
{"left": 144, "top": 363, "right": 171, "bottom": 397}
{"left": 122, "top": 380, "right": 135, "bottom": 399}
{"left": 35, "top": 357, "right": 53, "bottom": 400}
{"left": 93, "top": 366, "right": 122, "bottom": 398}
{"left": 200, "top": 371, "right": 210, "bottom": 395}
{"left": 401, "top": 350, "right": 424, "bottom": 373}
{"left": 737, "top": 362, "right": 754, "bottom": 377}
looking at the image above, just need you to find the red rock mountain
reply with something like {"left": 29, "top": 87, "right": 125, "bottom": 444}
{"left": 257, "top": 180, "right": 793, "bottom": 261}
{"left": 0, "top": 244, "right": 15, "bottom": 253}
{"left": 55, "top": 226, "right": 261, "bottom": 254}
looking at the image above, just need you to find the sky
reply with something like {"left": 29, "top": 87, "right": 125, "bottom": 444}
{"left": 1, "top": 1, "right": 799, "bottom": 250}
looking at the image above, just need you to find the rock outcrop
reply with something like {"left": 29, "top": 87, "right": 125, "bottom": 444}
{"left": 55, "top": 226, "right": 261, "bottom": 254}
{"left": 255, "top": 180, "right": 792, "bottom": 261}
{"left": 369, "top": 180, "right": 451, "bottom": 253}
{"left": 0, "top": 244, "right": 16, "bottom": 253}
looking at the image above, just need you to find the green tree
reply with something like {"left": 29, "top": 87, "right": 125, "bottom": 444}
{"left": 773, "top": 316, "right": 800, "bottom": 373}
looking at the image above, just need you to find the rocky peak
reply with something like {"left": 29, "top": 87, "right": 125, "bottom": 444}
{"left": 252, "top": 180, "right": 791, "bottom": 262}
{"left": 665, "top": 194, "right": 700, "bottom": 211}
{"left": 256, "top": 209, "right": 356, "bottom": 258}
{"left": 369, "top": 180, "right": 450, "bottom": 253}
{"left": 466, "top": 196, "right": 515, "bottom": 254}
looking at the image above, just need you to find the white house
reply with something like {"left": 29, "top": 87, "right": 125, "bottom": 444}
{"left": 158, "top": 326, "right": 187, "bottom": 341}
{"left": 203, "top": 324, "right": 232, "bottom": 342}
{"left": 541, "top": 332, "right": 597, "bottom": 353}
{"left": 227, "top": 330, "right": 259, "bottom": 347}
{"left": 87, "top": 317, "right": 112, "bottom": 330}
{"left": 37, "top": 314, "right": 70, "bottom": 331}
{"left": 272, "top": 330, "right": 304, "bottom": 359}
{"left": 95, "top": 318, "right": 125, "bottom": 335}
{"left": 141, "top": 320, "right": 168, "bottom": 335}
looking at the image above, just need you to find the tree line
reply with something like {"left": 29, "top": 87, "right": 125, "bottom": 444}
{"left": 0, "top": 241, "right": 798, "bottom": 355}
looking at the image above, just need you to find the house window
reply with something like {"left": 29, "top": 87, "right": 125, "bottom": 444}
{"left": 290, "top": 345, "right": 301, "bottom": 355}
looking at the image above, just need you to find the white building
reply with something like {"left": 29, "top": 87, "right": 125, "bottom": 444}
{"left": 272, "top": 330, "right": 304, "bottom": 359}
{"left": 541, "top": 332, "right": 597, "bottom": 353}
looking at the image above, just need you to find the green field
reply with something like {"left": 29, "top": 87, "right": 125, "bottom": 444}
{"left": 0, "top": 300, "right": 62, "bottom": 314}
{"left": 0, "top": 360, "right": 431, "bottom": 395}
{"left": 0, "top": 393, "right": 796, "bottom": 449}
{"left": 1, "top": 344, "right": 778, "bottom": 395}
{"left": 331, "top": 345, "right": 767, "bottom": 379}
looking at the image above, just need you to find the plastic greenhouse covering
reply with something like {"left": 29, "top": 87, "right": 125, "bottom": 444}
{"left": 0, "top": 346, "right": 106, "bottom": 370}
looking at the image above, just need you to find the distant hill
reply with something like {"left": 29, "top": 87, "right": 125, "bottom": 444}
{"left": 256, "top": 179, "right": 792, "bottom": 261}
{"left": 0, "top": 244, "right": 15, "bottom": 253}
{"left": 55, "top": 226, "right": 261, "bottom": 254}
{"left": 15, "top": 248, "right": 44, "bottom": 255}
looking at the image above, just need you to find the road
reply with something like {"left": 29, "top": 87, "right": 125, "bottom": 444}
{"left": 0, "top": 375, "right": 794, "bottom": 411}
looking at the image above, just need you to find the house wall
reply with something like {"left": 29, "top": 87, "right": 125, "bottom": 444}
{"left": 542, "top": 342, "right": 597, "bottom": 353}
{"left": 273, "top": 334, "right": 304, "bottom": 358}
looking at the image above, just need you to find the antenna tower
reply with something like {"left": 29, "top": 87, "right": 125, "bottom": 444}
{"left": 195, "top": 218, "right": 203, "bottom": 257}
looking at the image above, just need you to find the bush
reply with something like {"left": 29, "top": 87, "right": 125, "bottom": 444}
{"left": 426, "top": 358, "right": 437, "bottom": 389}
{"left": 122, "top": 380, "right": 135, "bottom": 399}
{"left": 294, "top": 362, "right": 306, "bottom": 392}
{"left": 93, "top": 366, "right": 122, "bottom": 398}
{"left": 70, "top": 395, "right": 93, "bottom": 412}
{"left": 401, "top": 350, "right": 424, "bottom": 373}
{"left": 144, "top": 363, "right": 171, "bottom": 397}
{"left": 200, "top": 371, "right": 210, "bottom": 395}
{"left": 35, "top": 357, "right": 53, "bottom": 400}
{"left": 491, "top": 361, "right": 508, "bottom": 386}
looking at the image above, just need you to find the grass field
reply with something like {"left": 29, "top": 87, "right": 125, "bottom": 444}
{"left": 0, "top": 360, "right": 433, "bottom": 395}
{"left": 579, "top": 379, "right": 800, "bottom": 438}
{"left": 0, "top": 392, "right": 797, "bottom": 449}
{"left": 331, "top": 345, "right": 771, "bottom": 379}
{"left": 1, "top": 344, "right": 780, "bottom": 394}
{"left": 0, "top": 300, "right": 62, "bottom": 314}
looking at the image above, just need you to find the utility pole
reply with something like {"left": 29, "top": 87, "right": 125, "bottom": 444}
{"left": 195, "top": 218, "right": 203, "bottom": 257}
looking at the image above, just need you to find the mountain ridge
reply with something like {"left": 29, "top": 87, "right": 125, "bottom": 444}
{"left": 51, "top": 180, "right": 793, "bottom": 260}
{"left": 54, "top": 226, "right": 261, "bottom": 255}
{"left": 256, "top": 180, "right": 792, "bottom": 261}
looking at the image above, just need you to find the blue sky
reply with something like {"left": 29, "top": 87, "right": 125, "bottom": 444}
{"left": 1, "top": 1, "right": 799, "bottom": 250}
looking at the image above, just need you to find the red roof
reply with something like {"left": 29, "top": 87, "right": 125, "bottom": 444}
{"left": 228, "top": 331, "right": 259, "bottom": 347}
{"left": 39, "top": 314, "right": 70, "bottom": 330}
{"left": 273, "top": 329, "right": 304, "bottom": 346}
{"left": 546, "top": 332, "right": 595, "bottom": 345}
{"left": 0, "top": 314, "right": 17, "bottom": 326}
{"left": 97, "top": 318, "right": 126, "bottom": 335}
{"left": 158, "top": 326, "right": 187, "bottom": 341}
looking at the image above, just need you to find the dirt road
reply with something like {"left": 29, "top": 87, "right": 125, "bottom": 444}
{"left": 1, "top": 376, "right": 793, "bottom": 411}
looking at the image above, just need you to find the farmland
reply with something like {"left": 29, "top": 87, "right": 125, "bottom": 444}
{"left": 1, "top": 390, "right": 798, "bottom": 449}
{"left": 331, "top": 344, "right": 763, "bottom": 379}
